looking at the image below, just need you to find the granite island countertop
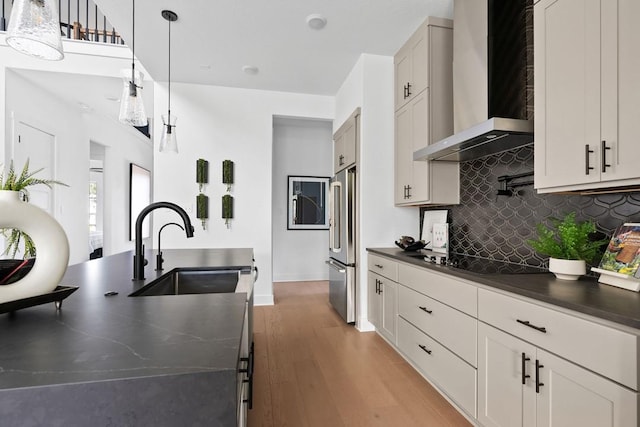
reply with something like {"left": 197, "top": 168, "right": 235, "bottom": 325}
{"left": 368, "top": 248, "right": 640, "bottom": 330}
{"left": 0, "top": 248, "right": 254, "bottom": 426}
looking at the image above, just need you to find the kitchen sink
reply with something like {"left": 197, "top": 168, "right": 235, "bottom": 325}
{"left": 130, "top": 269, "right": 241, "bottom": 297}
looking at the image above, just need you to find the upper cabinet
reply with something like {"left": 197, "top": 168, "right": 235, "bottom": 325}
{"left": 534, "top": 0, "right": 640, "bottom": 193}
{"left": 394, "top": 17, "right": 459, "bottom": 206}
{"left": 334, "top": 108, "right": 359, "bottom": 174}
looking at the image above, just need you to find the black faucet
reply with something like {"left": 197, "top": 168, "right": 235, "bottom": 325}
{"left": 133, "top": 202, "right": 195, "bottom": 280}
{"left": 156, "top": 222, "right": 184, "bottom": 271}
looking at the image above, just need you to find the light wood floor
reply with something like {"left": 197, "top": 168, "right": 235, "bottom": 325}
{"left": 247, "top": 281, "right": 472, "bottom": 427}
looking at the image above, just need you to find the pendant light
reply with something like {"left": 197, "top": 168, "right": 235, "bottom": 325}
{"left": 159, "top": 10, "right": 178, "bottom": 153}
{"left": 6, "top": 0, "right": 64, "bottom": 60}
{"left": 119, "top": 0, "right": 147, "bottom": 127}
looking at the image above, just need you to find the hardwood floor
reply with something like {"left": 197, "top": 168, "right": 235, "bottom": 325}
{"left": 247, "top": 281, "right": 472, "bottom": 427}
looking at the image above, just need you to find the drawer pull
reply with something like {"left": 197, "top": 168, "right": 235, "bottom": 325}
{"left": 418, "top": 344, "right": 432, "bottom": 355}
{"left": 521, "top": 352, "right": 531, "bottom": 385}
{"left": 374, "top": 264, "right": 384, "bottom": 269}
{"left": 535, "top": 359, "right": 544, "bottom": 393}
{"left": 418, "top": 306, "right": 433, "bottom": 314}
{"left": 516, "top": 319, "right": 547, "bottom": 333}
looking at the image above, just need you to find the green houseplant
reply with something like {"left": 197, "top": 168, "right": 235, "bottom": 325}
{"left": 0, "top": 159, "right": 67, "bottom": 258}
{"left": 527, "top": 212, "right": 608, "bottom": 280}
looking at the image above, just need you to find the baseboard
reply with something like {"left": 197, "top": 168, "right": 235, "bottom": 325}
{"left": 254, "top": 294, "right": 274, "bottom": 306}
{"left": 356, "top": 318, "right": 375, "bottom": 332}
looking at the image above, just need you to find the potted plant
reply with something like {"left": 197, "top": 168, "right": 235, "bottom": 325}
{"left": 527, "top": 212, "right": 608, "bottom": 280}
{"left": 0, "top": 159, "right": 67, "bottom": 258}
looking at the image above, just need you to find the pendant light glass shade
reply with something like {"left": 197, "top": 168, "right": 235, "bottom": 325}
{"left": 118, "top": 68, "right": 147, "bottom": 126}
{"left": 6, "top": 0, "right": 64, "bottom": 61}
{"left": 159, "top": 114, "right": 178, "bottom": 153}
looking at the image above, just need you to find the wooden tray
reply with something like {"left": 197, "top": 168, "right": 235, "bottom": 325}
{"left": 0, "top": 285, "right": 79, "bottom": 314}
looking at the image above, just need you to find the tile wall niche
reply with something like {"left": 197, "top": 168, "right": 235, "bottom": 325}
{"left": 421, "top": 146, "right": 640, "bottom": 268}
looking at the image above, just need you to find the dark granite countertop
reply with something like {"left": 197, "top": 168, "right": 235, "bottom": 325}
{"left": 0, "top": 248, "right": 254, "bottom": 426}
{"left": 368, "top": 248, "right": 640, "bottom": 330}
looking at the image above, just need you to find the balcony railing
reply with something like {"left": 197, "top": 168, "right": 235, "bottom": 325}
{"left": 1, "top": 0, "right": 124, "bottom": 45}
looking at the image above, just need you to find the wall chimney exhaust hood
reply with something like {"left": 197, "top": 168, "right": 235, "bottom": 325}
{"left": 413, "top": 117, "right": 533, "bottom": 162}
{"left": 415, "top": 0, "right": 533, "bottom": 162}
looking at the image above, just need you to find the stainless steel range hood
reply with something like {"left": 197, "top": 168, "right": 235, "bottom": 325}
{"left": 413, "top": 117, "right": 533, "bottom": 162}
{"left": 415, "top": 0, "right": 533, "bottom": 163}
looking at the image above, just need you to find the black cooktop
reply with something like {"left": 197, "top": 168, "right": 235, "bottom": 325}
{"left": 447, "top": 254, "right": 547, "bottom": 275}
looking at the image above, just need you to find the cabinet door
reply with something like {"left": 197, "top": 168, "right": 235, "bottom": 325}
{"left": 367, "top": 272, "right": 381, "bottom": 329}
{"left": 534, "top": 0, "right": 602, "bottom": 189}
{"left": 379, "top": 278, "right": 397, "bottom": 344}
{"left": 341, "top": 116, "right": 357, "bottom": 168}
{"left": 600, "top": 0, "right": 640, "bottom": 182}
{"left": 394, "top": 25, "right": 428, "bottom": 111}
{"left": 536, "top": 349, "right": 638, "bottom": 427}
{"left": 333, "top": 132, "right": 345, "bottom": 174}
{"left": 394, "top": 91, "right": 430, "bottom": 205}
{"left": 478, "top": 323, "right": 536, "bottom": 427}
{"left": 395, "top": 45, "right": 412, "bottom": 110}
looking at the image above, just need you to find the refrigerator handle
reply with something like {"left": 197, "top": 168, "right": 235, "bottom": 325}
{"left": 325, "top": 260, "right": 346, "bottom": 273}
{"left": 329, "top": 181, "right": 342, "bottom": 252}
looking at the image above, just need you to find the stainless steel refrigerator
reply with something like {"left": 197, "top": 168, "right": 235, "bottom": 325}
{"left": 326, "top": 166, "right": 356, "bottom": 323}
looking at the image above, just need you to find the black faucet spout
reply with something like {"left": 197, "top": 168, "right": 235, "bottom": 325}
{"left": 133, "top": 202, "right": 195, "bottom": 280}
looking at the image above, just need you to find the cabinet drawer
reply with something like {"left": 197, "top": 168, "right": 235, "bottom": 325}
{"left": 368, "top": 254, "right": 398, "bottom": 281}
{"left": 398, "top": 285, "right": 477, "bottom": 366}
{"left": 478, "top": 288, "right": 639, "bottom": 390}
{"left": 397, "top": 317, "right": 477, "bottom": 418}
{"left": 398, "top": 263, "right": 477, "bottom": 316}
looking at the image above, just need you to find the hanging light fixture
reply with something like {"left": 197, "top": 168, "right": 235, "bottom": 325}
{"left": 159, "top": 10, "right": 178, "bottom": 153}
{"left": 119, "top": 0, "right": 147, "bottom": 127}
{"left": 6, "top": 0, "right": 64, "bottom": 60}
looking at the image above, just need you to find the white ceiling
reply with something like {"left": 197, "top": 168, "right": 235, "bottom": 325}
{"left": 93, "top": 0, "right": 454, "bottom": 96}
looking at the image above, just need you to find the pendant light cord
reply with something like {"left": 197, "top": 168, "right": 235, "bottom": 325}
{"left": 167, "top": 14, "right": 171, "bottom": 122}
{"left": 131, "top": 0, "right": 135, "bottom": 84}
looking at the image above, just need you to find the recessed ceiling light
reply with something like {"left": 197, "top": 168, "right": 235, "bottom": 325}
{"left": 200, "top": 64, "right": 212, "bottom": 70}
{"left": 306, "top": 14, "right": 327, "bottom": 30}
{"left": 242, "top": 65, "right": 259, "bottom": 75}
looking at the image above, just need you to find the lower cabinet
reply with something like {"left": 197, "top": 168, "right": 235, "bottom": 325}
{"left": 368, "top": 271, "right": 397, "bottom": 343}
{"left": 397, "top": 317, "right": 477, "bottom": 417}
{"left": 478, "top": 322, "right": 638, "bottom": 427}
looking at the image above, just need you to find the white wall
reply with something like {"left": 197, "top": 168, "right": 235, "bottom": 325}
{"left": 334, "top": 54, "right": 418, "bottom": 331}
{"left": 152, "top": 82, "right": 334, "bottom": 305}
{"left": 1, "top": 38, "right": 154, "bottom": 264}
{"left": 272, "top": 117, "right": 332, "bottom": 282}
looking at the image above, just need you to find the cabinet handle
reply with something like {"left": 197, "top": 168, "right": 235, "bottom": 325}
{"left": 418, "top": 306, "right": 433, "bottom": 314}
{"left": 374, "top": 278, "right": 380, "bottom": 294}
{"left": 406, "top": 185, "right": 412, "bottom": 199}
{"left": 601, "top": 140, "right": 611, "bottom": 172}
{"left": 406, "top": 82, "right": 412, "bottom": 98}
{"left": 374, "top": 264, "right": 383, "bottom": 269}
{"left": 585, "top": 144, "right": 594, "bottom": 175}
{"left": 521, "top": 352, "right": 531, "bottom": 385}
{"left": 418, "top": 344, "right": 432, "bottom": 355}
{"left": 516, "top": 319, "right": 547, "bottom": 333}
{"left": 403, "top": 84, "right": 408, "bottom": 99}
{"left": 339, "top": 154, "right": 345, "bottom": 166}
{"left": 535, "top": 359, "right": 544, "bottom": 393}
{"left": 378, "top": 280, "right": 383, "bottom": 294}
{"left": 403, "top": 185, "right": 408, "bottom": 199}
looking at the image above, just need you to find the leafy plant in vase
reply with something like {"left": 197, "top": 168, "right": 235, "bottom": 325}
{"left": 527, "top": 212, "right": 608, "bottom": 280}
{"left": 1, "top": 160, "right": 67, "bottom": 258}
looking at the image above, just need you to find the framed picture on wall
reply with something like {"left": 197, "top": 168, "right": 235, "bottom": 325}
{"left": 287, "top": 176, "right": 330, "bottom": 230}
{"left": 129, "top": 163, "right": 151, "bottom": 240}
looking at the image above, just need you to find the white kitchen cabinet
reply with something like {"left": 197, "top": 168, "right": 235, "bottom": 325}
{"left": 478, "top": 322, "right": 638, "bottom": 427}
{"left": 394, "top": 17, "right": 458, "bottom": 206}
{"left": 367, "top": 271, "right": 397, "bottom": 344}
{"left": 534, "top": 0, "right": 640, "bottom": 192}
{"left": 333, "top": 108, "right": 359, "bottom": 174}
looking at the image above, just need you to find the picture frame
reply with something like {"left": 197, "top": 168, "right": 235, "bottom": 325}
{"left": 287, "top": 176, "right": 330, "bottom": 230}
{"left": 129, "top": 163, "right": 151, "bottom": 240}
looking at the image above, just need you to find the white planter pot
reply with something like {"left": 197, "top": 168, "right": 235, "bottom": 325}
{"left": 0, "top": 190, "right": 69, "bottom": 304}
{"left": 548, "top": 258, "right": 586, "bottom": 281}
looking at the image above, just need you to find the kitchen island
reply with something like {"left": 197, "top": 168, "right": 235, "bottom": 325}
{"left": 0, "top": 248, "right": 254, "bottom": 427}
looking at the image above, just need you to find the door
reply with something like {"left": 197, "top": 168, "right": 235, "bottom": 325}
{"left": 600, "top": 0, "right": 640, "bottom": 182}
{"left": 379, "top": 277, "right": 397, "bottom": 343}
{"left": 536, "top": 349, "right": 638, "bottom": 427}
{"left": 478, "top": 323, "right": 536, "bottom": 427}
{"left": 13, "top": 121, "right": 56, "bottom": 214}
{"left": 367, "top": 272, "right": 381, "bottom": 329}
{"left": 534, "top": 0, "right": 601, "bottom": 189}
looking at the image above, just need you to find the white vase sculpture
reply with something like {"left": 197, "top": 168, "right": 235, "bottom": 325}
{"left": 548, "top": 257, "right": 586, "bottom": 281}
{"left": 0, "top": 190, "right": 69, "bottom": 304}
